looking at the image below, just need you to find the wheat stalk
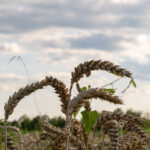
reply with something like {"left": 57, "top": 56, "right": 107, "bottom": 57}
{"left": 121, "top": 132, "right": 140, "bottom": 150}
{"left": 95, "top": 111, "right": 144, "bottom": 129}
{"left": 102, "top": 120, "right": 119, "bottom": 150}
{"left": 4, "top": 76, "right": 69, "bottom": 121}
{"left": 4, "top": 76, "right": 69, "bottom": 150}
{"left": 71, "top": 59, "right": 132, "bottom": 84}
{"left": 40, "top": 115, "right": 85, "bottom": 150}
{"left": 76, "top": 83, "right": 91, "bottom": 112}
{"left": 66, "top": 59, "right": 132, "bottom": 150}
{"left": 125, "top": 123, "right": 149, "bottom": 146}
{"left": 71, "top": 88, "right": 123, "bottom": 113}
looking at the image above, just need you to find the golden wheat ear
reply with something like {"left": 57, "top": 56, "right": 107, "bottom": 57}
{"left": 71, "top": 88, "right": 123, "bottom": 113}
{"left": 71, "top": 59, "right": 132, "bottom": 84}
{"left": 4, "top": 76, "right": 69, "bottom": 122}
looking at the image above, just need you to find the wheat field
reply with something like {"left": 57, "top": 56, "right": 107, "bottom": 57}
{"left": 1, "top": 59, "right": 150, "bottom": 150}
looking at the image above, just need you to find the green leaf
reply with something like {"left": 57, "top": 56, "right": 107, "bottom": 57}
{"left": 73, "top": 111, "right": 79, "bottom": 118}
{"left": 82, "top": 86, "right": 87, "bottom": 91}
{"left": 0, "top": 119, "right": 4, "bottom": 125}
{"left": 122, "top": 78, "right": 136, "bottom": 93}
{"left": 112, "top": 72, "right": 121, "bottom": 77}
{"left": 0, "top": 144, "right": 4, "bottom": 150}
{"left": 103, "top": 88, "right": 116, "bottom": 94}
{"left": 81, "top": 110, "right": 99, "bottom": 134}
{"left": 81, "top": 110, "right": 89, "bottom": 132}
{"left": 88, "top": 85, "right": 91, "bottom": 89}
{"left": 88, "top": 111, "right": 99, "bottom": 132}
{"left": 131, "top": 79, "right": 136, "bottom": 88}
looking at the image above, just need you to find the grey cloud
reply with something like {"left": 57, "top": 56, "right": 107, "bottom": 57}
{"left": 0, "top": 0, "right": 150, "bottom": 33}
{"left": 69, "top": 33, "right": 124, "bottom": 50}
{"left": 120, "top": 57, "right": 150, "bottom": 81}
{"left": 28, "top": 33, "right": 134, "bottom": 51}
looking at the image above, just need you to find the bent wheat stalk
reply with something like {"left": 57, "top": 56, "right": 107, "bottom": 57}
{"left": 71, "top": 88, "right": 123, "bottom": 113}
{"left": 4, "top": 76, "right": 69, "bottom": 121}
{"left": 4, "top": 76, "right": 69, "bottom": 150}
{"left": 71, "top": 59, "right": 132, "bottom": 84}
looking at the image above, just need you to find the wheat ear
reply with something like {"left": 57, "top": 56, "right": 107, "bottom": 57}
{"left": 102, "top": 120, "right": 119, "bottom": 150}
{"left": 125, "top": 123, "right": 149, "bottom": 146}
{"left": 71, "top": 59, "right": 132, "bottom": 84}
{"left": 95, "top": 111, "right": 144, "bottom": 129}
{"left": 76, "top": 83, "right": 91, "bottom": 112}
{"left": 121, "top": 131, "right": 140, "bottom": 150}
{"left": 71, "top": 88, "right": 123, "bottom": 113}
{"left": 4, "top": 76, "right": 69, "bottom": 150}
{"left": 66, "top": 59, "right": 132, "bottom": 150}
{"left": 4, "top": 76, "right": 69, "bottom": 121}
{"left": 41, "top": 115, "right": 84, "bottom": 150}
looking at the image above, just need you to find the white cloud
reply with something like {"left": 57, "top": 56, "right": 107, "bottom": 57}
{"left": 0, "top": 42, "right": 26, "bottom": 55}
{"left": 118, "top": 34, "right": 150, "bottom": 65}
{"left": 0, "top": 73, "right": 24, "bottom": 80}
{"left": 0, "top": 73, "right": 25, "bottom": 92}
{"left": 122, "top": 80, "right": 150, "bottom": 113}
{"left": 0, "top": 0, "right": 150, "bottom": 119}
{"left": 20, "top": 27, "right": 99, "bottom": 43}
{"left": 111, "top": 0, "right": 139, "bottom": 5}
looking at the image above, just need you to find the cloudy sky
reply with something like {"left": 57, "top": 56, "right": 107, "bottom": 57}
{"left": 0, "top": 0, "right": 150, "bottom": 120}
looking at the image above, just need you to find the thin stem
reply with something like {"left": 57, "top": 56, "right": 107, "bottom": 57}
{"left": 7, "top": 56, "right": 41, "bottom": 116}
{"left": 101, "top": 130, "right": 104, "bottom": 150}
{"left": 92, "top": 127, "right": 96, "bottom": 150}
{"left": 65, "top": 83, "right": 73, "bottom": 150}
{"left": 100, "top": 77, "right": 121, "bottom": 89}
{"left": 4, "top": 119, "right": 7, "bottom": 150}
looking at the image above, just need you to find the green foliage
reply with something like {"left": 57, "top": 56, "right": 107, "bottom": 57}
{"left": 73, "top": 85, "right": 92, "bottom": 119}
{"left": 49, "top": 116, "right": 65, "bottom": 128}
{"left": 0, "top": 144, "right": 4, "bottom": 150}
{"left": 73, "top": 111, "right": 79, "bottom": 119}
{"left": 81, "top": 84, "right": 91, "bottom": 91}
{"left": 146, "top": 128, "right": 150, "bottom": 134}
{"left": 126, "top": 109, "right": 141, "bottom": 117}
{"left": 31, "top": 116, "right": 42, "bottom": 131}
{"left": 143, "top": 118, "right": 150, "bottom": 130}
{"left": 12, "top": 116, "right": 42, "bottom": 132}
{"left": 11, "top": 120, "right": 19, "bottom": 127}
{"left": 103, "top": 88, "right": 116, "bottom": 94}
{"left": 0, "top": 119, "right": 4, "bottom": 126}
{"left": 8, "top": 116, "right": 65, "bottom": 132}
{"left": 20, "top": 117, "right": 32, "bottom": 131}
{"left": 114, "top": 108, "right": 123, "bottom": 113}
{"left": 112, "top": 72, "right": 121, "bottom": 77}
{"left": 81, "top": 110, "right": 99, "bottom": 134}
{"left": 122, "top": 78, "right": 136, "bottom": 93}
{"left": 82, "top": 86, "right": 87, "bottom": 91}
{"left": 131, "top": 79, "right": 136, "bottom": 88}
